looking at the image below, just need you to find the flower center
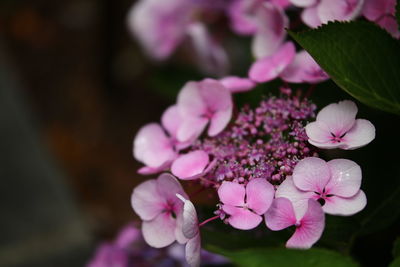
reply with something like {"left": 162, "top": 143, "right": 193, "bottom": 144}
{"left": 314, "top": 188, "right": 334, "bottom": 206}
{"left": 330, "top": 132, "right": 346, "bottom": 143}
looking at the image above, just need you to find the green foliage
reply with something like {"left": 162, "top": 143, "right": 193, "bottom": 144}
{"left": 393, "top": 237, "right": 400, "bottom": 259}
{"left": 206, "top": 246, "right": 358, "bottom": 267}
{"left": 288, "top": 21, "right": 400, "bottom": 115}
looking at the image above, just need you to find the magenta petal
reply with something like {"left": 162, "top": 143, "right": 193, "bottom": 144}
{"left": 115, "top": 224, "right": 140, "bottom": 248}
{"left": 142, "top": 212, "right": 177, "bottom": 248}
{"left": 301, "top": 6, "right": 322, "bottom": 28}
{"left": 323, "top": 190, "right": 367, "bottom": 215}
{"left": 157, "top": 173, "right": 188, "bottom": 203}
{"left": 317, "top": 0, "right": 364, "bottom": 24}
{"left": 292, "top": 157, "right": 331, "bottom": 193}
{"left": 249, "top": 42, "right": 295, "bottom": 83}
{"left": 219, "top": 76, "right": 256, "bottom": 93}
{"left": 289, "top": 0, "right": 318, "bottom": 7}
{"left": 199, "top": 79, "right": 233, "bottom": 113}
{"left": 275, "top": 176, "right": 314, "bottom": 219}
{"left": 326, "top": 159, "right": 362, "bottom": 198}
{"left": 342, "top": 119, "right": 376, "bottom": 150}
{"left": 131, "top": 180, "right": 163, "bottom": 221}
{"left": 252, "top": 3, "right": 288, "bottom": 59}
{"left": 133, "top": 123, "right": 176, "bottom": 168}
{"left": 218, "top": 181, "right": 245, "bottom": 206}
{"left": 362, "top": 0, "right": 396, "bottom": 21}
{"left": 286, "top": 199, "right": 325, "bottom": 249}
{"left": 185, "top": 234, "right": 201, "bottom": 267}
{"left": 223, "top": 205, "right": 263, "bottom": 230}
{"left": 316, "top": 100, "right": 358, "bottom": 135}
{"left": 265, "top": 198, "right": 297, "bottom": 231}
{"left": 246, "top": 178, "right": 275, "bottom": 215}
{"left": 171, "top": 150, "right": 209, "bottom": 180}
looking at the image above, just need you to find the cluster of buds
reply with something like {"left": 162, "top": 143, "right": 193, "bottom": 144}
{"left": 131, "top": 79, "right": 375, "bottom": 267}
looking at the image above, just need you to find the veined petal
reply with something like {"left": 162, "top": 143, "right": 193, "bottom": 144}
{"left": 142, "top": 212, "right": 177, "bottom": 248}
{"left": 218, "top": 181, "right": 246, "bottom": 206}
{"left": 265, "top": 198, "right": 297, "bottom": 231}
{"left": 323, "top": 190, "right": 367, "bottom": 215}
{"left": 326, "top": 159, "right": 362, "bottom": 198}
{"left": 305, "top": 121, "right": 332, "bottom": 144}
{"left": 342, "top": 119, "right": 376, "bottom": 150}
{"left": 185, "top": 234, "right": 201, "bottom": 267}
{"left": 223, "top": 205, "right": 263, "bottom": 230}
{"left": 157, "top": 173, "right": 188, "bottom": 205}
{"left": 292, "top": 157, "right": 331, "bottom": 193}
{"left": 176, "top": 194, "right": 199, "bottom": 239}
{"left": 316, "top": 100, "right": 358, "bottom": 135}
{"left": 286, "top": 199, "right": 325, "bottom": 249}
{"left": 246, "top": 178, "right": 275, "bottom": 215}
{"left": 177, "top": 81, "right": 207, "bottom": 118}
{"left": 131, "top": 179, "right": 164, "bottom": 221}
{"left": 198, "top": 79, "right": 233, "bottom": 112}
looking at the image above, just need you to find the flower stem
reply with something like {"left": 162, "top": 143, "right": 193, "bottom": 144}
{"left": 199, "top": 215, "right": 219, "bottom": 227}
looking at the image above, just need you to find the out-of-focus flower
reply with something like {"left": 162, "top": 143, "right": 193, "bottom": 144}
{"left": 265, "top": 198, "right": 325, "bottom": 249}
{"left": 300, "top": 0, "right": 364, "bottom": 28}
{"left": 219, "top": 76, "right": 257, "bottom": 93}
{"left": 131, "top": 173, "right": 188, "bottom": 248}
{"left": 362, "top": 0, "right": 400, "bottom": 38}
{"left": 280, "top": 50, "right": 329, "bottom": 83}
{"left": 276, "top": 157, "right": 367, "bottom": 216}
{"left": 176, "top": 79, "right": 233, "bottom": 142}
{"left": 218, "top": 178, "right": 275, "bottom": 230}
{"left": 171, "top": 150, "right": 210, "bottom": 180}
{"left": 305, "top": 100, "right": 375, "bottom": 149}
{"left": 227, "top": 0, "right": 264, "bottom": 35}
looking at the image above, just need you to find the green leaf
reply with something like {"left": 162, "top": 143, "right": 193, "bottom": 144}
{"left": 393, "top": 237, "right": 400, "bottom": 258}
{"left": 390, "top": 257, "right": 400, "bottom": 267}
{"left": 206, "top": 246, "right": 359, "bottom": 267}
{"left": 288, "top": 21, "right": 400, "bottom": 115}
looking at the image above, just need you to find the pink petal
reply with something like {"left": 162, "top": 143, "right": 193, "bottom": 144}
{"left": 142, "top": 212, "right": 177, "bottom": 248}
{"left": 161, "top": 105, "right": 181, "bottom": 138}
{"left": 218, "top": 181, "right": 246, "bottom": 206}
{"left": 251, "top": 3, "right": 288, "bottom": 59}
{"left": 323, "top": 190, "right": 367, "bottom": 215}
{"left": 363, "top": 0, "right": 396, "bottom": 20}
{"left": 270, "top": 0, "right": 291, "bottom": 8}
{"left": 137, "top": 164, "right": 169, "bottom": 175}
{"left": 289, "top": 0, "right": 318, "bottom": 7}
{"left": 377, "top": 15, "right": 400, "bottom": 38}
{"left": 176, "top": 117, "right": 208, "bottom": 142}
{"left": 175, "top": 214, "right": 189, "bottom": 244}
{"left": 223, "top": 205, "right": 263, "bottom": 230}
{"left": 317, "top": 0, "right": 364, "bottom": 24}
{"left": 178, "top": 81, "right": 207, "bottom": 118}
{"left": 275, "top": 176, "right": 314, "bottom": 219}
{"left": 301, "top": 6, "right": 322, "bottom": 28}
{"left": 133, "top": 123, "right": 176, "bottom": 168}
{"left": 292, "top": 157, "right": 331, "bottom": 193}
{"left": 325, "top": 159, "right": 362, "bottom": 197}
{"left": 131, "top": 179, "right": 164, "bottom": 221}
{"left": 219, "top": 76, "right": 256, "bottom": 93}
{"left": 127, "top": 0, "right": 192, "bottom": 60}
{"left": 249, "top": 42, "right": 296, "bottom": 83}
{"left": 157, "top": 173, "right": 188, "bottom": 204}
{"left": 176, "top": 194, "right": 199, "bottom": 239}
{"left": 316, "top": 100, "right": 358, "bottom": 136}
{"left": 208, "top": 108, "right": 233, "bottom": 137}
{"left": 115, "top": 224, "right": 141, "bottom": 248}
{"left": 280, "top": 50, "right": 328, "bottom": 83}
{"left": 246, "top": 178, "right": 275, "bottom": 215}
{"left": 198, "top": 79, "right": 233, "bottom": 114}
{"left": 265, "top": 198, "right": 297, "bottom": 231}
{"left": 228, "top": 0, "right": 261, "bottom": 35}
{"left": 186, "top": 23, "right": 229, "bottom": 76}
{"left": 171, "top": 150, "right": 209, "bottom": 180}
{"left": 185, "top": 234, "right": 201, "bottom": 267}
{"left": 287, "top": 199, "right": 325, "bottom": 249}
{"left": 305, "top": 121, "right": 340, "bottom": 147}
{"left": 342, "top": 119, "right": 376, "bottom": 150}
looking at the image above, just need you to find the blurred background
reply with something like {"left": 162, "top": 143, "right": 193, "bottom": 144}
{"left": 0, "top": 0, "right": 186, "bottom": 266}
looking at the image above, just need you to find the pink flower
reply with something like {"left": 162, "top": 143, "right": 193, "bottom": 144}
{"left": 176, "top": 194, "right": 201, "bottom": 267}
{"left": 249, "top": 42, "right": 296, "bottom": 83}
{"left": 127, "top": 0, "right": 193, "bottom": 60}
{"left": 219, "top": 76, "right": 257, "bottom": 93}
{"left": 362, "top": 0, "right": 400, "bottom": 38}
{"left": 265, "top": 198, "right": 325, "bottom": 249}
{"left": 276, "top": 157, "right": 367, "bottom": 216}
{"left": 305, "top": 100, "right": 375, "bottom": 150}
{"left": 280, "top": 50, "right": 329, "bottom": 84}
{"left": 133, "top": 105, "right": 191, "bottom": 174}
{"left": 131, "top": 173, "right": 189, "bottom": 248}
{"left": 218, "top": 178, "right": 275, "bottom": 230}
{"left": 176, "top": 79, "right": 233, "bottom": 142}
{"left": 227, "top": 0, "right": 264, "bottom": 35}
{"left": 171, "top": 150, "right": 210, "bottom": 180}
{"left": 300, "top": 0, "right": 364, "bottom": 28}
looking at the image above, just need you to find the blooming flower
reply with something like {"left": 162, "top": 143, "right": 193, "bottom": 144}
{"left": 276, "top": 157, "right": 367, "bottom": 216}
{"left": 176, "top": 78, "right": 233, "bottom": 142}
{"left": 218, "top": 178, "right": 275, "bottom": 230}
{"left": 265, "top": 198, "right": 325, "bottom": 249}
{"left": 131, "top": 173, "right": 188, "bottom": 248}
{"left": 305, "top": 100, "right": 375, "bottom": 150}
